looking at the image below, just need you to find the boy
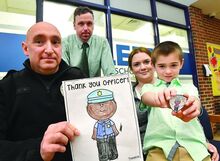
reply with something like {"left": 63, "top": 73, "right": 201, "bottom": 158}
{"left": 141, "top": 41, "right": 210, "bottom": 161}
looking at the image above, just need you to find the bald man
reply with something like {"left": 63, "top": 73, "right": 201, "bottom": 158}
{"left": 0, "top": 22, "right": 84, "bottom": 161}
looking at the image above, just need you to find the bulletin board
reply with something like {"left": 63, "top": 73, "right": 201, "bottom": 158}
{"left": 207, "top": 43, "right": 220, "bottom": 96}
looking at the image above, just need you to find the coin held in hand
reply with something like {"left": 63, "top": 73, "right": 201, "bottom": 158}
{"left": 169, "top": 95, "right": 187, "bottom": 112}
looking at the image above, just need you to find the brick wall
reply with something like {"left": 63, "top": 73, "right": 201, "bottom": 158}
{"left": 189, "top": 6, "right": 220, "bottom": 114}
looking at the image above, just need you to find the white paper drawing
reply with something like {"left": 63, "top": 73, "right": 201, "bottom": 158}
{"left": 62, "top": 74, "right": 143, "bottom": 161}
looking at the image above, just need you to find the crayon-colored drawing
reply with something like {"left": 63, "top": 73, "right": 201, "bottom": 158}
{"left": 87, "top": 89, "right": 119, "bottom": 161}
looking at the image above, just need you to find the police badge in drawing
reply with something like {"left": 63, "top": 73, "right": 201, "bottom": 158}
{"left": 169, "top": 95, "right": 187, "bottom": 112}
{"left": 87, "top": 89, "right": 119, "bottom": 161}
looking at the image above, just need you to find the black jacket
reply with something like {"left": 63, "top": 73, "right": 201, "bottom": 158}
{"left": 0, "top": 59, "right": 85, "bottom": 161}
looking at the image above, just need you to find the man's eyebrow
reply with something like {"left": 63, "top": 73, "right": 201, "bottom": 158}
{"left": 32, "top": 35, "right": 61, "bottom": 40}
{"left": 52, "top": 35, "right": 61, "bottom": 40}
{"left": 33, "top": 34, "right": 45, "bottom": 39}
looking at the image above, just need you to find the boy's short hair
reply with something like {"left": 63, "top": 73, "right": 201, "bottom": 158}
{"left": 151, "top": 41, "right": 183, "bottom": 65}
{"left": 73, "top": 6, "right": 94, "bottom": 23}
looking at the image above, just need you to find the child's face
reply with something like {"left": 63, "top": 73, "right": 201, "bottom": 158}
{"left": 154, "top": 52, "right": 183, "bottom": 82}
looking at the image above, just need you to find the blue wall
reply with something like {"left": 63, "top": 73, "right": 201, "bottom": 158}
{"left": 0, "top": 33, "right": 27, "bottom": 72}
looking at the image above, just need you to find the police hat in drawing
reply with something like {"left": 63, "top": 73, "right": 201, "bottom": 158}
{"left": 87, "top": 89, "right": 114, "bottom": 104}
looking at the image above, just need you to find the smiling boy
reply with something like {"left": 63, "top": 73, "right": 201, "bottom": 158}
{"left": 141, "top": 41, "right": 210, "bottom": 161}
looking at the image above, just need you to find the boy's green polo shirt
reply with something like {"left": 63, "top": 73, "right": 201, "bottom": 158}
{"left": 140, "top": 78, "right": 209, "bottom": 161}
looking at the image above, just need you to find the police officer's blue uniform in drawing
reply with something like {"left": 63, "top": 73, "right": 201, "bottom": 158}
{"left": 87, "top": 89, "right": 119, "bottom": 161}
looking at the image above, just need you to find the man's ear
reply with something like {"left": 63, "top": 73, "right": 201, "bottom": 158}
{"left": 22, "top": 42, "right": 29, "bottom": 56}
{"left": 73, "top": 22, "right": 76, "bottom": 30}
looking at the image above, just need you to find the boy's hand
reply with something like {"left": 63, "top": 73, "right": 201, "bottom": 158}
{"left": 141, "top": 88, "right": 176, "bottom": 108}
{"left": 172, "top": 94, "right": 200, "bottom": 122}
{"left": 208, "top": 142, "right": 219, "bottom": 161}
{"left": 156, "top": 88, "right": 177, "bottom": 108}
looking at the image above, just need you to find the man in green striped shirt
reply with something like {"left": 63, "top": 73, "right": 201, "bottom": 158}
{"left": 62, "top": 6, "right": 116, "bottom": 77}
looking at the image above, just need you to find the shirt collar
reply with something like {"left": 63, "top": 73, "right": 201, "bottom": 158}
{"left": 154, "top": 77, "right": 182, "bottom": 87}
{"left": 76, "top": 34, "right": 92, "bottom": 47}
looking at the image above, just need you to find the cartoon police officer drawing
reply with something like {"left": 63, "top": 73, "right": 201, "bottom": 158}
{"left": 87, "top": 89, "right": 119, "bottom": 161}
